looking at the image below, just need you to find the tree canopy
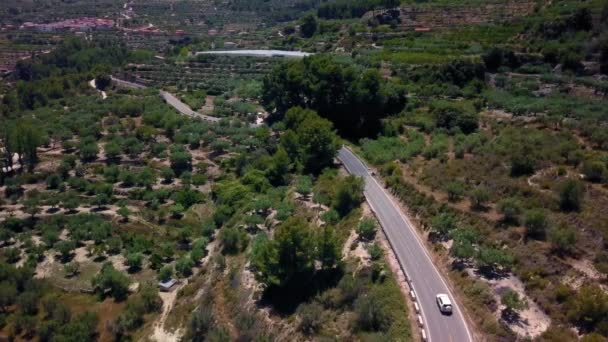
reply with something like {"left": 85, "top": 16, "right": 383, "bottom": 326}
{"left": 262, "top": 55, "right": 406, "bottom": 138}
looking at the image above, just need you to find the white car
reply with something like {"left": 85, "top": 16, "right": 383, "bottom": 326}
{"left": 436, "top": 293, "right": 453, "bottom": 314}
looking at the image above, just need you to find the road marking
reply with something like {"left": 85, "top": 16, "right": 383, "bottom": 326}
{"left": 338, "top": 147, "right": 474, "bottom": 342}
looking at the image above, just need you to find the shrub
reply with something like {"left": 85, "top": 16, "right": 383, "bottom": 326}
{"left": 566, "top": 284, "right": 608, "bottom": 332}
{"left": 558, "top": 179, "right": 584, "bottom": 212}
{"left": 125, "top": 253, "right": 143, "bottom": 272}
{"left": 357, "top": 218, "right": 377, "bottom": 241}
{"left": 175, "top": 257, "right": 195, "bottom": 278}
{"left": 220, "top": 227, "right": 249, "bottom": 255}
{"left": 158, "top": 266, "right": 173, "bottom": 282}
{"left": 497, "top": 198, "right": 522, "bottom": 224}
{"left": 501, "top": 290, "right": 527, "bottom": 316}
{"left": 297, "top": 302, "right": 324, "bottom": 335}
{"left": 446, "top": 181, "right": 465, "bottom": 201}
{"left": 333, "top": 176, "right": 364, "bottom": 217}
{"left": 431, "top": 212, "right": 457, "bottom": 236}
{"left": 524, "top": 209, "right": 548, "bottom": 240}
{"left": 470, "top": 186, "right": 490, "bottom": 209}
{"left": 549, "top": 225, "right": 576, "bottom": 255}
{"left": 92, "top": 263, "right": 130, "bottom": 300}
{"left": 367, "top": 243, "right": 383, "bottom": 261}
{"left": 582, "top": 160, "right": 606, "bottom": 183}
{"left": 354, "top": 293, "right": 389, "bottom": 332}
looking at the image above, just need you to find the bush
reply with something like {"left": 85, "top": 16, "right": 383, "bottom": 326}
{"left": 497, "top": 198, "right": 522, "bottom": 224}
{"left": 219, "top": 227, "right": 249, "bottom": 255}
{"left": 566, "top": 284, "right": 608, "bottom": 332}
{"left": 431, "top": 101, "right": 479, "bottom": 134}
{"left": 549, "top": 225, "right": 576, "bottom": 255}
{"left": 92, "top": 263, "right": 130, "bottom": 300}
{"left": 558, "top": 179, "right": 584, "bottom": 212}
{"left": 367, "top": 243, "right": 383, "bottom": 261}
{"left": 333, "top": 176, "right": 364, "bottom": 217}
{"left": 158, "top": 265, "right": 173, "bottom": 282}
{"left": 357, "top": 218, "right": 377, "bottom": 241}
{"left": 175, "top": 257, "right": 195, "bottom": 278}
{"left": 431, "top": 212, "right": 457, "bottom": 236}
{"left": 355, "top": 293, "right": 389, "bottom": 332}
{"left": 125, "top": 253, "right": 143, "bottom": 272}
{"left": 470, "top": 186, "right": 490, "bottom": 209}
{"left": 297, "top": 302, "right": 324, "bottom": 335}
{"left": 582, "top": 160, "right": 606, "bottom": 183}
{"left": 501, "top": 289, "right": 527, "bottom": 316}
{"left": 446, "top": 181, "right": 465, "bottom": 201}
{"left": 524, "top": 209, "right": 548, "bottom": 240}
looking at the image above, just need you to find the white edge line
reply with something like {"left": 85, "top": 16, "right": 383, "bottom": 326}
{"left": 339, "top": 147, "right": 474, "bottom": 342}
{"left": 365, "top": 192, "right": 434, "bottom": 342}
{"left": 368, "top": 174, "right": 473, "bottom": 342}
{"left": 339, "top": 148, "right": 435, "bottom": 341}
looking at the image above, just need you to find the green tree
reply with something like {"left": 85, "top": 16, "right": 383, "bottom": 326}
{"left": 432, "top": 101, "right": 479, "bottom": 134}
{"left": 62, "top": 192, "right": 80, "bottom": 212}
{"left": 252, "top": 218, "right": 316, "bottom": 287}
{"left": 0, "top": 281, "right": 17, "bottom": 312}
{"left": 524, "top": 209, "right": 548, "bottom": 239}
{"left": 582, "top": 160, "right": 606, "bottom": 183}
{"left": 266, "top": 148, "right": 291, "bottom": 186}
{"left": 501, "top": 290, "right": 528, "bottom": 317}
{"left": 355, "top": 292, "right": 389, "bottom": 332}
{"left": 549, "top": 225, "right": 576, "bottom": 255}
{"left": 559, "top": 179, "right": 584, "bottom": 212}
{"left": 95, "top": 74, "right": 111, "bottom": 91}
{"left": 56, "top": 240, "right": 76, "bottom": 262}
{"left": 94, "top": 192, "right": 110, "bottom": 209}
{"left": 294, "top": 110, "right": 338, "bottom": 174}
{"left": 317, "top": 225, "right": 340, "bottom": 270}
{"left": 220, "top": 227, "right": 248, "bottom": 255}
{"left": 46, "top": 173, "right": 62, "bottom": 190}
{"left": 161, "top": 167, "right": 175, "bottom": 183}
{"left": 498, "top": 197, "right": 522, "bottom": 224}
{"left": 79, "top": 141, "right": 99, "bottom": 162}
{"left": 23, "top": 194, "right": 41, "bottom": 218}
{"left": 13, "top": 121, "right": 44, "bottom": 172}
{"left": 476, "top": 247, "right": 513, "bottom": 275}
{"left": 262, "top": 56, "right": 406, "bottom": 138}
{"left": 105, "top": 141, "right": 122, "bottom": 161}
{"left": 300, "top": 13, "right": 317, "bottom": 38}
{"left": 470, "top": 186, "right": 490, "bottom": 209}
{"left": 446, "top": 181, "right": 465, "bottom": 201}
{"left": 333, "top": 176, "right": 364, "bottom": 217}
{"left": 566, "top": 284, "right": 608, "bottom": 331}
{"left": 92, "top": 263, "right": 130, "bottom": 300}
{"left": 431, "top": 212, "right": 457, "bottom": 237}
{"left": 297, "top": 302, "right": 323, "bottom": 335}
{"left": 450, "top": 228, "right": 479, "bottom": 262}
{"left": 158, "top": 265, "right": 173, "bottom": 282}
{"left": 126, "top": 253, "right": 143, "bottom": 272}
{"left": 171, "top": 203, "right": 185, "bottom": 218}
{"left": 170, "top": 147, "right": 192, "bottom": 175}
{"left": 117, "top": 206, "right": 130, "bottom": 222}
{"left": 175, "top": 257, "right": 194, "bottom": 278}
{"left": 357, "top": 218, "right": 377, "bottom": 241}
{"left": 295, "top": 175, "right": 313, "bottom": 197}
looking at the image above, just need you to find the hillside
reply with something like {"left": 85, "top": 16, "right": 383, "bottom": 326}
{"left": 0, "top": 0, "right": 607, "bottom": 341}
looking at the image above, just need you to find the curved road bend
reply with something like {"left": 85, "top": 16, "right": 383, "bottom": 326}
{"left": 110, "top": 76, "right": 220, "bottom": 123}
{"left": 338, "top": 147, "right": 473, "bottom": 342}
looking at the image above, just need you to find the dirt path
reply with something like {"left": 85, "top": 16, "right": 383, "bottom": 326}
{"left": 151, "top": 284, "right": 185, "bottom": 342}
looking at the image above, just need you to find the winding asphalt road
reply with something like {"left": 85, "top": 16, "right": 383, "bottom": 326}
{"left": 338, "top": 147, "right": 473, "bottom": 342}
{"left": 110, "top": 76, "right": 220, "bottom": 123}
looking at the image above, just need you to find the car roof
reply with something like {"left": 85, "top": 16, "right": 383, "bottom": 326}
{"left": 437, "top": 294, "right": 451, "bottom": 302}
